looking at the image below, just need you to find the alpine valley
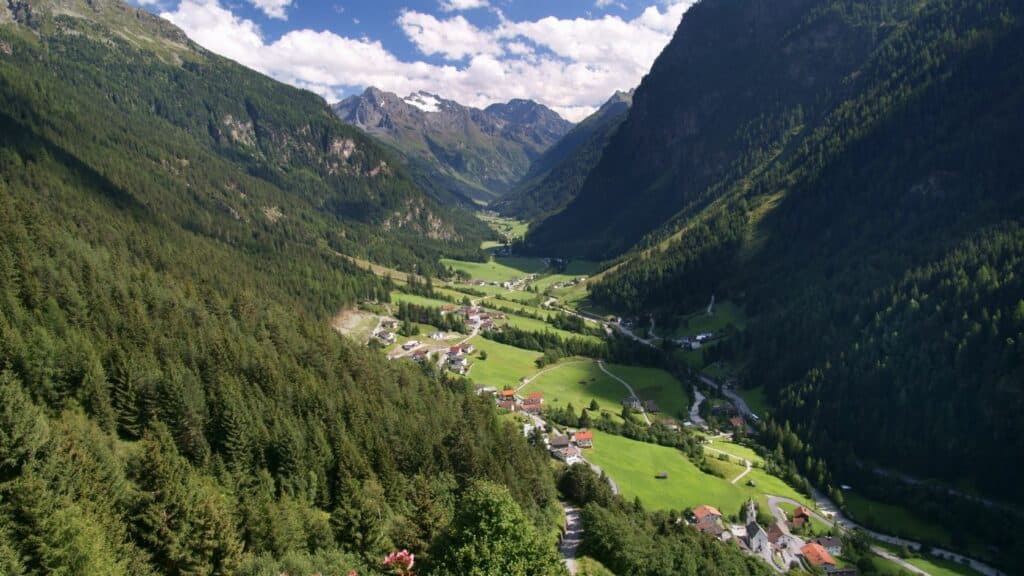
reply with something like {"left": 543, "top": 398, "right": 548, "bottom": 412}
{"left": 0, "top": 0, "right": 1021, "bottom": 575}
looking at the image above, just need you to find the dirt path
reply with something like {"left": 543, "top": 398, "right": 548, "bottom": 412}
{"left": 703, "top": 445, "right": 751, "bottom": 485}
{"left": 560, "top": 502, "right": 583, "bottom": 575}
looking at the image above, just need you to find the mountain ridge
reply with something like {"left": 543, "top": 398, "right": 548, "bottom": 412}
{"left": 333, "top": 86, "right": 572, "bottom": 206}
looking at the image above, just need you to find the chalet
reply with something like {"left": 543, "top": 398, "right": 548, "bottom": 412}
{"left": 746, "top": 522, "right": 769, "bottom": 553}
{"left": 729, "top": 416, "right": 745, "bottom": 429}
{"left": 800, "top": 542, "right": 836, "bottom": 568}
{"left": 642, "top": 400, "right": 660, "bottom": 413}
{"left": 549, "top": 435, "right": 570, "bottom": 450}
{"left": 811, "top": 536, "right": 843, "bottom": 557}
{"left": 695, "top": 517, "right": 724, "bottom": 536}
{"left": 376, "top": 331, "right": 396, "bottom": 343}
{"left": 555, "top": 446, "right": 583, "bottom": 465}
{"left": 449, "top": 356, "right": 469, "bottom": 368}
{"left": 521, "top": 403, "right": 543, "bottom": 415}
{"left": 460, "top": 343, "right": 475, "bottom": 355}
{"left": 523, "top": 392, "right": 544, "bottom": 405}
{"left": 401, "top": 340, "right": 421, "bottom": 351}
{"left": 381, "top": 319, "right": 398, "bottom": 329}
{"left": 622, "top": 396, "right": 642, "bottom": 410}
{"left": 573, "top": 430, "right": 594, "bottom": 448}
{"left": 474, "top": 385, "right": 498, "bottom": 395}
{"left": 500, "top": 389, "right": 517, "bottom": 401}
{"left": 792, "top": 506, "right": 812, "bottom": 529}
{"left": 661, "top": 419, "right": 681, "bottom": 432}
{"left": 447, "top": 345, "right": 463, "bottom": 359}
{"left": 496, "top": 400, "right": 515, "bottom": 412}
{"left": 429, "top": 331, "right": 445, "bottom": 340}
{"left": 692, "top": 505, "right": 723, "bottom": 524}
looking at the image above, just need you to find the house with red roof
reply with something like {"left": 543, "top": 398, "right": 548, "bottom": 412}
{"left": 800, "top": 542, "right": 836, "bottom": 568}
{"left": 500, "top": 389, "right": 516, "bottom": 400}
{"left": 574, "top": 430, "right": 594, "bottom": 448}
{"left": 792, "top": 506, "right": 812, "bottom": 528}
{"left": 692, "top": 505, "right": 723, "bottom": 524}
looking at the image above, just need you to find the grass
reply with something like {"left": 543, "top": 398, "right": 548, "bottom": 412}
{"left": 440, "top": 256, "right": 548, "bottom": 283}
{"left": 501, "top": 312, "right": 604, "bottom": 344}
{"left": 667, "top": 301, "right": 747, "bottom": 339}
{"left": 601, "top": 364, "right": 690, "bottom": 421}
{"left": 585, "top": 431, "right": 811, "bottom": 515}
{"left": 843, "top": 492, "right": 952, "bottom": 547}
{"left": 464, "top": 336, "right": 543, "bottom": 388}
{"left": 479, "top": 214, "right": 529, "bottom": 242}
{"left": 390, "top": 291, "right": 455, "bottom": 309}
{"left": 873, "top": 542, "right": 982, "bottom": 576}
{"left": 735, "top": 386, "right": 769, "bottom": 418}
{"left": 519, "top": 361, "right": 628, "bottom": 424}
{"left": 576, "top": 557, "right": 616, "bottom": 576}
{"left": 699, "top": 435, "right": 765, "bottom": 466}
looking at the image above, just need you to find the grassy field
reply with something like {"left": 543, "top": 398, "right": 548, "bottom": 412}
{"left": 843, "top": 492, "right": 952, "bottom": 547}
{"left": 390, "top": 291, "right": 456, "bottom": 309}
{"left": 441, "top": 256, "right": 548, "bottom": 283}
{"left": 464, "top": 336, "right": 543, "bottom": 388}
{"left": 699, "top": 435, "right": 765, "bottom": 466}
{"left": 479, "top": 214, "right": 529, "bottom": 242}
{"left": 873, "top": 542, "right": 981, "bottom": 576}
{"left": 501, "top": 312, "right": 604, "bottom": 344}
{"left": 519, "top": 361, "right": 628, "bottom": 424}
{"left": 669, "top": 300, "right": 747, "bottom": 337}
{"left": 602, "top": 364, "right": 690, "bottom": 421}
{"left": 585, "top": 431, "right": 811, "bottom": 515}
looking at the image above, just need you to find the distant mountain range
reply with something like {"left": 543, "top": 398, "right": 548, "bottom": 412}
{"left": 493, "top": 89, "right": 632, "bottom": 221}
{"left": 333, "top": 88, "right": 573, "bottom": 206}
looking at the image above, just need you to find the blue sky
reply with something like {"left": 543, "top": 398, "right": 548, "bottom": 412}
{"left": 143, "top": 0, "right": 696, "bottom": 121}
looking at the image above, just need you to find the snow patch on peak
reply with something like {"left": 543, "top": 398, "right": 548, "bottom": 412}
{"left": 404, "top": 92, "right": 441, "bottom": 113}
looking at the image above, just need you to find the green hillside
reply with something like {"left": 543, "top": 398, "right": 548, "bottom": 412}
{"left": 0, "top": 1, "right": 563, "bottom": 574}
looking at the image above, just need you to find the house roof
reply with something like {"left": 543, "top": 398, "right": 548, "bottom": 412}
{"left": 574, "top": 430, "right": 593, "bottom": 441}
{"left": 729, "top": 416, "right": 744, "bottom": 427}
{"left": 695, "top": 518, "right": 724, "bottom": 535}
{"left": 794, "top": 506, "right": 812, "bottom": 518}
{"left": 801, "top": 543, "right": 836, "bottom": 567}
{"left": 500, "top": 389, "right": 516, "bottom": 397}
{"left": 693, "top": 505, "right": 723, "bottom": 521}
{"left": 767, "top": 522, "right": 787, "bottom": 544}
{"left": 746, "top": 521, "right": 766, "bottom": 539}
{"left": 549, "top": 435, "right": 570, "bottom": 447}
{"left": 528, "top": 392, "right": 543, "bottom": 399}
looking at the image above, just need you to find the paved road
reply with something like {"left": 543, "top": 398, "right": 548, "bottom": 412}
{"left": 689, "top": 387, "right": 707, "bottom": 428}
{"left": 560, "top": 503, "right": 583, "bottom": 575}
{"left": 597, "top": 361, "right": 652, "bottom": 425}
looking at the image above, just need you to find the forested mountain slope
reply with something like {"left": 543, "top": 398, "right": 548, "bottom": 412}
{"left": 0, "top": 0, "right": 490, "bottom": 274}
{"left": 0, "top": 1, "right": 564, "bottom": 574}
{"left": 574, "top": 0, "right": 1024, "bottom": 542}
{"left": 334, "top": 88, "right": 572, "bottom": 206}
{"left": 494, "top": 90, "right": 632, "bottom": 221}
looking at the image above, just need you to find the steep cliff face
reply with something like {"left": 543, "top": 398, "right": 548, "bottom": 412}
{"left": 333, "top": 88, "right": 572, "bottom": 206}
{"left": 524, "top": 0, "right": 878, "bottom": 257}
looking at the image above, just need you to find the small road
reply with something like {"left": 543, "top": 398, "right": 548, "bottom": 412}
{"left": 597, "top": 361, "right": 651, "bottom": 425}
{"left": 560, "top": 502, "right": 583, "bottom": 575}
{"left": 704, "top": 445, "right": 751, "bottom": 485}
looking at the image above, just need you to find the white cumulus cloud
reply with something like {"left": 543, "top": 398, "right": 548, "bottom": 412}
{"left": 439, "top": 0, "right": 489, "bottom": 12}
{"left": 248, "top": 0, "right": 291, "bottom": 20}
{"left": 161, "top": 0, "right": 697, "bottom": 122}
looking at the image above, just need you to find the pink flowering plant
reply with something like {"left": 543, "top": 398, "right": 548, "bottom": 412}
{"left": 382, "top": 549, "right": 415, "bottom": 575}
